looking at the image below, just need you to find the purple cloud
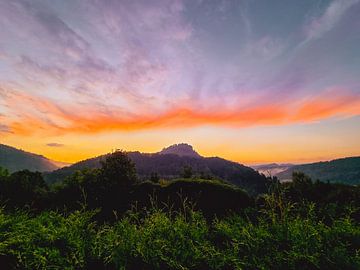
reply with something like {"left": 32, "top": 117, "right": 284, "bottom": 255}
{"left": 46, "top": 143, "right": 65, "bottom": 147}
{"left": 0, "top": 124, "right": 12, "bottom": 133}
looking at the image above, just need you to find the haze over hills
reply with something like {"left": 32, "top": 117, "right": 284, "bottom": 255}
{"left": 251, "top": 163, "right": 294, "bottom": 176}
{"left": 0, "top": 144, "right": 60, "bottom": 173}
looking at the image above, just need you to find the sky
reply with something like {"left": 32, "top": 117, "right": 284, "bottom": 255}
{"left": 0, "top": 0, "right": 360, "bottom": 165}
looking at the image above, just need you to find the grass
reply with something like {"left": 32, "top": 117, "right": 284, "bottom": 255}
{"left": 0, "top": 195, "right": 359, "bottom": 270}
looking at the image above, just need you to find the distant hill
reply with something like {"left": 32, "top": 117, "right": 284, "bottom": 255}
{"left": 0, "top": 144, "right": 59, "bottom": 173}
{"left": 45, "top": 144, "right": 268, "bottom": 194}
{"left": 276, "top": 157, "right": 360, "bottom": 185}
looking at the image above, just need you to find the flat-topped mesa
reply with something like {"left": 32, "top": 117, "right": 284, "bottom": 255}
{"left": 158, "top": 143, "right": 202, "bottom": 158}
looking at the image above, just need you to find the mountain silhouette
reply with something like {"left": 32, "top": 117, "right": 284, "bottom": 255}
{"left": 45, "top": 144, "right": 268, "bottom": 194}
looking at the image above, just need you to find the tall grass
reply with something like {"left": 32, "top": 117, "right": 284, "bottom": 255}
{"left": 0, "top": 195, "right": 359, "bottom": 270}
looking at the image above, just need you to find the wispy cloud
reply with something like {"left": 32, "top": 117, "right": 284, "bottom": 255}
{"left": 304, "top": 0, "right": 359, "bottom": 42}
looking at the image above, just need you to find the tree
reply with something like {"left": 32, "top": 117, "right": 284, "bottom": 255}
{"left": 100, "top": 150, "right": 137, "bottom": 186}
{"left": 9, "top": 170, "right": 48, "bottom": 194}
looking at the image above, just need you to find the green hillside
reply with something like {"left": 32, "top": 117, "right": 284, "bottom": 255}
{"left": 277, "top": 157, "right": 360, "bottom": 185}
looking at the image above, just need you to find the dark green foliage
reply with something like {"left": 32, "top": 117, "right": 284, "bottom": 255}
{"left": 0, "top": 170, "right": 48, "bottom": 209}
{"left": 48, "top": 177, "right": 252, "bottom": 221}
{"left": 131, "top": 179, "right": 253, "bottom": 218}
{"left": 0, "top": 196, "right": 359, "bottom": 270}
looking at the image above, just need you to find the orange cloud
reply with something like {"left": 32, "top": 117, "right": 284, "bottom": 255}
{"left": 293, "top": 90, "right": 360, "bottom": 121}
{"left": 2, "top": 87, "right": 360, "bottom": 136}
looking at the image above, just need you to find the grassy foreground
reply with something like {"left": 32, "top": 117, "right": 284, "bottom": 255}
{"left": 0, "top": 195, "right": 359, "bottom": 270}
